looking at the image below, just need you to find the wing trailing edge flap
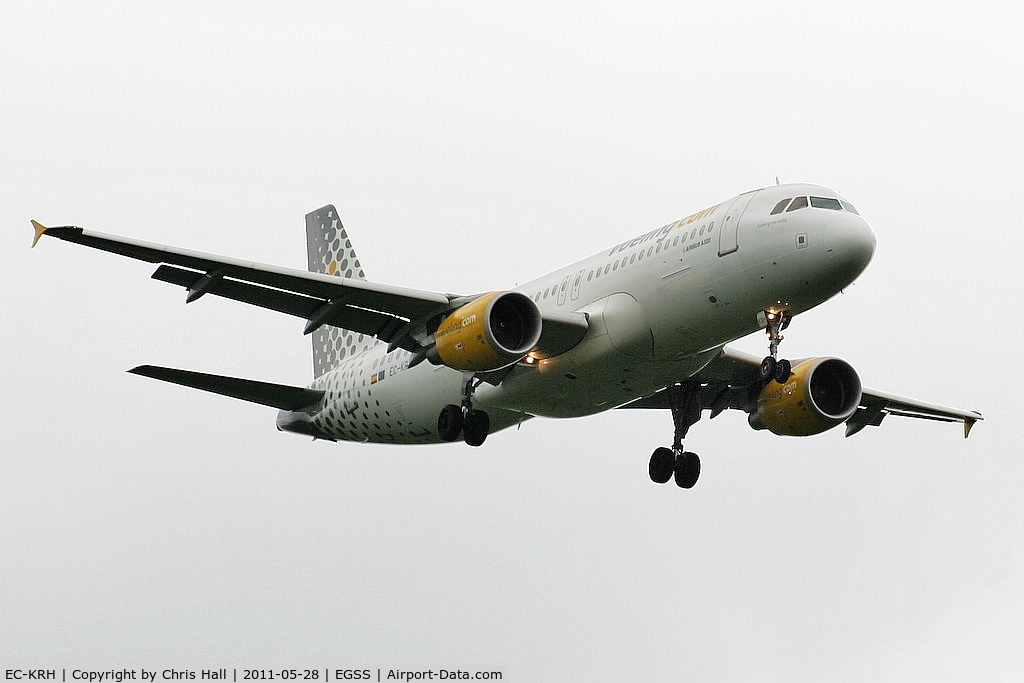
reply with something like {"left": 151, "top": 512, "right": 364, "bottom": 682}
{"left": 128, "top": 365, "right": 323, "bottom": 411}
{"left": 150, "top": 265, "right": 419, "bottom": 348}
{"left": 33, "top": 224, "right": 453, "bottom": 353}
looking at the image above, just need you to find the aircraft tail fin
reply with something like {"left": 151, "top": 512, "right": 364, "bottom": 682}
{"left": 304, "top": 205, "right": 376, "bottom": 378}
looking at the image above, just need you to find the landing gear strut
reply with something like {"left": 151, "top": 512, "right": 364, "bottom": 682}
{"left": 437, "top": 373, "right": 490, "bottom": 447}
{"left": 760, "top": 310, "right": 792, "bottom": 384}
{"left": 648, "top": 382, "right": 702, "bottom": 489}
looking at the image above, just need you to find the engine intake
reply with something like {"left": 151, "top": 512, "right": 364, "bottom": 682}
{"left": 430, "top": 291, "right": 542, "bottom": 372}
{"left": 750, "top": 357, "right": 862, "bottom": 436}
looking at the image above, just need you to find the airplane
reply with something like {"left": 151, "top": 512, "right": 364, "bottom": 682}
{"left": 30, "top": 183, "right": 982, "bottom": 489}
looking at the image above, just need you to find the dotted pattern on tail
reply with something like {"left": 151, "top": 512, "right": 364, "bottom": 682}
{"left": 305, "top": 205, "right": 377, "bottom": 378}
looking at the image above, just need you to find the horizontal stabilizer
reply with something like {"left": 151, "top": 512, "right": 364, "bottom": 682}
{"left": 128, "top": 365, "right": 323, "bottom": 411}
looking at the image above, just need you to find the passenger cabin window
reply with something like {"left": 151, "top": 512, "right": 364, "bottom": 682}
{"left": 810, "top": 196, "right": 843, "bottom": 210}
{"left": 786, "top": 196, "right": 809, "bottom": 211}
{"left": 770, "top": 199, "right": 791, "bottom": 214}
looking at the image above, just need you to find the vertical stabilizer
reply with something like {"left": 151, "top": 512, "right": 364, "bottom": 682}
{"left": 305, "top": 205, "right": 377, "bottom": 378}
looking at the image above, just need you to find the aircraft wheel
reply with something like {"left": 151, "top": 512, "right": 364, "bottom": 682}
{"left": 437, "top": 404, "right": 464, "bottom": 441}
{"left": 673, "top": 451, "right": 701, "bottom": 489}
{"left": 649, "top": 447, "right": 675, "bottom": 484}
{"left": 463, "top": 410, "right": 490, "bottom": 447}
{"left": 774, "top": 358, "right": 792, "bottom": 384}
{"left": 760, "top": 356, "right": 777, "bottom": 381}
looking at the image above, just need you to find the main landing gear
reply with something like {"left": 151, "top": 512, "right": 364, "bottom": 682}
{"left": 437, "top": 373, "right": 490, "bottom": 447}
{"left": 759, "top": 310, "right": 793, "bottom": 385}
{"left": 648, "top": 310, "right": 796, "bottom": 490}
{"left": 649, "top": 382, "right": 702, "bottom": 489}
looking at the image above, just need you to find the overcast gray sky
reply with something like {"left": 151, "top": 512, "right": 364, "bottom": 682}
{"left": 3, "top": 1, "right": 1021, "bottom": 679}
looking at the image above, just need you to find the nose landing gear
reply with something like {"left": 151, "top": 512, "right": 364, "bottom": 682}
{"left": 437, "top": 373, "right": 491, "bottom": 447}
{"left": 759, "top": 310, "right": 792, "bottom": 384}
{"left": 648, "top": 382, "right": 702, "bottom": 489}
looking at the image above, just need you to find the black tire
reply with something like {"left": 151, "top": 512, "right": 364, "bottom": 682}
{"left": 463, "top": 410, "right": 490, "bottom": 447}
{"left": 774, "top": 358, "right": 792, "bottom": 384}
{"left": 673, "top": 451, "right": 701, "bottom": 489}
{"left": 437, "top": 404, "right": 464, "bottom": 441}
{"left": 649, "top": 447, "right": 675, "bottom": 484}
{"left": 760, "top": 356, "right": 777, "bottom": 381}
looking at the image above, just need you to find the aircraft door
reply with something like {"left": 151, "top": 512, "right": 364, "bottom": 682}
{"left": 718, "top": 191, "right": 757, "bottom": 256}
{"left": 570, "top": 269, "right": 585, "bottom": 301}
{"left": 556, "top": 273, "right": 571, "bottom": 306}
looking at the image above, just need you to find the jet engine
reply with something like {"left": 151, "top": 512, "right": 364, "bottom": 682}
{"left": 428, "top": 291, "right": 542, "bottom": 372}
{"left": 749, "top": 357, "right": 862, "bottom": 436}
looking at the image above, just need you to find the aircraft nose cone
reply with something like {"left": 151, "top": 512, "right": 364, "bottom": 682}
{"left": 825, "top": 214, "right": 876, "bottom": 283}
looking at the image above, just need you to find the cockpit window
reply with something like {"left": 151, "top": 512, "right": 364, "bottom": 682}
{"left": 810, "top": 196, "right": 843, "bottom": 210}
{"left": 770, "top": 194, "right": 859, "bottom": 217}
{"left": 786, "top": 196, "right": 808, "bottom": 212}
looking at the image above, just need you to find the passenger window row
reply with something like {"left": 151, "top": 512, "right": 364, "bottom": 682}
{"left": 529, "top": 220, "right": 719, "bottom": 303}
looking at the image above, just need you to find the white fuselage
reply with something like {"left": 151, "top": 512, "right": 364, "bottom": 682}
{"left": 292, "top": 183, "right": 876, "bottom": 444}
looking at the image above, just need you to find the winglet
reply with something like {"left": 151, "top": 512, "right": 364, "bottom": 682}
{"left": 965, "top": 418, "right": 977, "bottom": 439}
{"left": 30, "top": 220, "right": 49, "bottom": 248}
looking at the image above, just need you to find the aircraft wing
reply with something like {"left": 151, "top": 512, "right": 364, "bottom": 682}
{"left": 31, "top": 222, "right": 588, "bottom": 357}
{"left": 843, "top": 388, "right": 983, "bottom": 437}
{"left": 622, "top": 346, "right": 983, "bottom": 437}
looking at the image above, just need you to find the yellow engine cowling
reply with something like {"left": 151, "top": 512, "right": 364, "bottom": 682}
{"left": 431, "top": 291, "right": 542, "bottom": 372}
{"left": 751, "top": 357, "right": 862, "bottom": 436}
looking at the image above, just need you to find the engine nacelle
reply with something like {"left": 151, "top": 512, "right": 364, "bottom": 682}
{"left": 430, "top": 291, "right": 542, "bottom": 372}
{"left": 750, "top": 357, "right": 862, "bottom": 436}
